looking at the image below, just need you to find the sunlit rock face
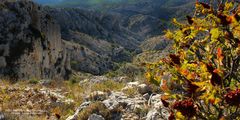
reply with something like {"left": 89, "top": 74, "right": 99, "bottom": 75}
{"left": 0, "top": 1, "right": 71, "bottom": 80}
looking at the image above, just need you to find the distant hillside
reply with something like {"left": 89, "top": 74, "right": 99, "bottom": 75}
{"left": 55, "top": 0, "right": 195, "bottom": 33}
{"left": 43, "top": 0, "right": 195, "bottom": 42}
{"left": 35, "top": 0, "right": 195, "bottom": 18}
{"left": 45, "top": 8, "right": 142, "bottom": 51}
{"left": 53, "top": 0, "right": 138, "bottom": 8}
{"left": 34, "top": 0, "right": 63, "bottom": 5}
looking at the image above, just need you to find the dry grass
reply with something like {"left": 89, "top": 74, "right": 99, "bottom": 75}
{"left": 78, "top": 102, "right": 110, "bottom": 120}
{"left": 0, "top": 76, "right": 125, "bottom": 120}
{"left": 90, "top": 80, "right": 125, "bottom": 92}
{"left": 0, "top": 79, "right": 76, "bottom": 120}
{"left": 122, "top": 87, "right": 138, "bottom": 98}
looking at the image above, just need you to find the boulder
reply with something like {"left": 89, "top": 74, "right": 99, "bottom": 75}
{"left": 121, "top": 81, "right": 140, "bottom": 92}
{"left": 148, "top": 94, "right": 171, "bottom": 119}
{"left": 103, "top": 91, "right": 146, "bottom": 112}
{"left": 143, "top": 93, "right": 150, "bottom": 100}
{"left": 127, "top": 81, "right": 140, "bottom": 87}
{"left": 137, "top": 84, "right": 152, "bottom": 94}
{"left": 122, "top": 82, "right": 152, "bottom": 95}
{"left": 102, "top": 99, "right": 119, "bottom": 110}
{"left": 88, "top": 114, "right": 105, "bottom": 120}
{"left": 112, "top": 76, "right": 129, "bottom": 82}
{"left": 146, "top": 109, "right": 161, "bottom": 120}
{"left": 86, "top": 91, "right": 108, "bottom": 101}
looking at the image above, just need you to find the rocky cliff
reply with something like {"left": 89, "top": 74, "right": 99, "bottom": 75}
{"left": 0, "top": 0, "right": 71, "bottom": 80}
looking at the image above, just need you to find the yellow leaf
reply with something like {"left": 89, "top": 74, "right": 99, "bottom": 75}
{"left": 225, "top": 2, "right": 234, "bottom": 11}
{"left": 176, "top": 112, "right": 185, "bottom": 120}
{"left": 210, "top": 28, "right": 222, "bottom": 41}
{"left": 165, "top": 30, "right": 174, "bottom": 39}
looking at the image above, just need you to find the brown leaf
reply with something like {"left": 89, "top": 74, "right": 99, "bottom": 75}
{"left": 210, "top": 72, "right": 222, "bottom": 86}
{"left": 55, "top": 113, "right": 61, "bottom": 119}
{"left": 186, "top": 16, "right": 194, "bottom": 25}
{"left": 218, "top": 3, "right": 225, "bottom": 12}
{"left": 169, "top": 54, "right": 181, "bottom": 65}
{"left": 186, "top": 81, "right": 199, "bottom": 94}
{"left": 199, "top": 2, "right": 211, "bottom": 9}
{"left": 161, "top": 98, "right": 169, "bottom": 107}
{"left": 217, "top": 14, "right": 232, "bottom": 25}
{"left": 206, "top": 64, "right": 214, "bottom": 73}
{"left": 234, "top": 13, "right": 240, "bottom": 21}
{"left": 168, "top": 111, "right": 175, "bottom": 120}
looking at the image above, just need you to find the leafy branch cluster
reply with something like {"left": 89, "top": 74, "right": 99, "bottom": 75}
{"left": 146, "top": 0, "right": 240, "bottom": 119}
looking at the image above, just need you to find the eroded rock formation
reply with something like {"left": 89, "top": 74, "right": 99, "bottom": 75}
{"left": 0, "top": 0, "right": 71, "bottom": 80}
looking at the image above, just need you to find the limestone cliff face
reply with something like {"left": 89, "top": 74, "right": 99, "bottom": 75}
{"left": 0, "top": 1, "right": 71, "bottom": 80}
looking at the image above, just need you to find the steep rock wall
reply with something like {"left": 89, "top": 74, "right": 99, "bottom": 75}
{"left": 0, "top": 0, "right": 71, "bottom": 80}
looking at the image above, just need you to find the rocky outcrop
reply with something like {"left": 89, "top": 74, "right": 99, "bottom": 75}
{"left": 67, "top": 80, "right": 171, "bottom": 120}
{"left": 0, "top": 0, "right": 71, "bottom": 79}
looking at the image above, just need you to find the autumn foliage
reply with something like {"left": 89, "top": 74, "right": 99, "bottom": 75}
{"left": 146, "top": 0, "right": 240, "bottom": 119}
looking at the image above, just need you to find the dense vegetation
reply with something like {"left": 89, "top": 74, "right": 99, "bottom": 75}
{"left": 146, "top": 0, "right": 240, "bottom": 119}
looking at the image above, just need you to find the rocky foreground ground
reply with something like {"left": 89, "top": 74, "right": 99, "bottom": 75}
{"left": 0, "top": 75, "right": 169, "bottom": 120}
